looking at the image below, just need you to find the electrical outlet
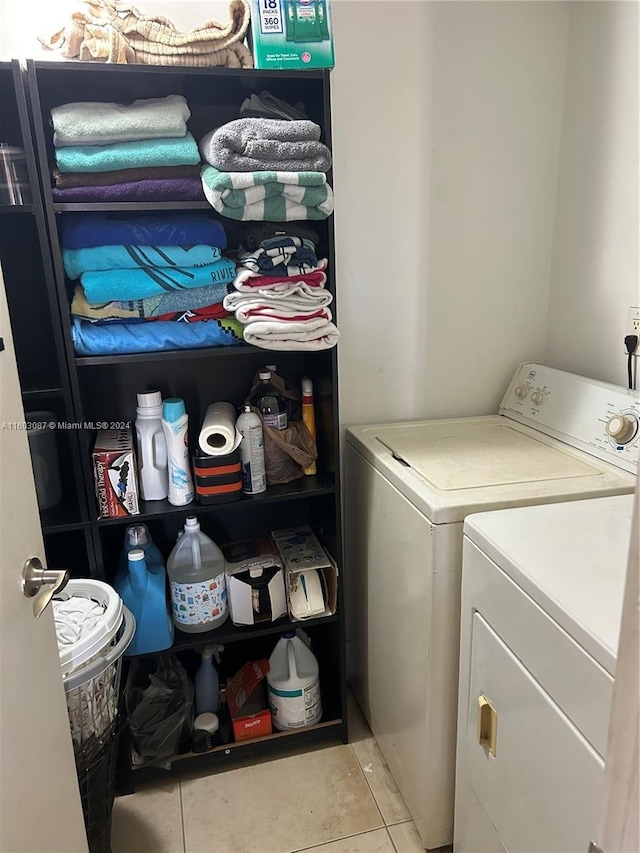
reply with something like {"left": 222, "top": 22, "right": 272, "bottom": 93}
{"left": 627, "top": 306, "right": 640, "bottom": 337}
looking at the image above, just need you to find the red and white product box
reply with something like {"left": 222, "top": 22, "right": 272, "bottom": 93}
{"left": 226, "top": 659, "right": 272, "bottom": 742}
{"left": 92, "top": 428, "right": 140, "bottom": 519}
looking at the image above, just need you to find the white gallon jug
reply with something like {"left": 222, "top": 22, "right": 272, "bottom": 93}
{"left": 267, "top": 631, "right": 322, "bottom": 730}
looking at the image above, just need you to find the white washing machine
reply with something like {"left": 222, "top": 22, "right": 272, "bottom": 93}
{"left": 454, "top": 494, "right": 635, "bottom": 853}
{"left": 344, "top": 363, "right": 639, "bottom": 850}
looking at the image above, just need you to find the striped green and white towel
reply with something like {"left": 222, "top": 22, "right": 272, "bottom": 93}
{"left": 201, "top": 166, "right": 334, "bottom": 221}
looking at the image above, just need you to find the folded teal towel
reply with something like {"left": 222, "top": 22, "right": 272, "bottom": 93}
{"left": 56, "top": 133, "right": 201, "bottom": 174}
{"left": 63, "top": 245, "right": 223, "bottom": 279}
{"left": 81, "top": 258, "right": 236, "bottom": 303}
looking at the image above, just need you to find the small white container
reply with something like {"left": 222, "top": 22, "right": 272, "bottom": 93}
{"left": 135, "top": 390, "right": 168, "bottom": 501}
{"left": 236, "top": 405, "right": 266, "bottom": 494}
{"left": 267, "top": 631, "right": 322, "bottom": 731}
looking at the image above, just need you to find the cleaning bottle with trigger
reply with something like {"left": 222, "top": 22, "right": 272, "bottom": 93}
{"left": 195, "top": 645, "right": 223, "bottom": 715}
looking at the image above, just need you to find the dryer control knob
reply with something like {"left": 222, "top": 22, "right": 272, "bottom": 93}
{"left": 531, "top": 390, "right": 544, "bottom": 405}
{"left": 606, "top": 413, "right": 638, "bottom": 445}
{"left": 515, "top": 385, "right": 528, "bottom": 399}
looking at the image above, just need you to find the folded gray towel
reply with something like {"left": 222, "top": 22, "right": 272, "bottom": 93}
{"left": 200, "top": 118, "right": 332, "bottom": 173}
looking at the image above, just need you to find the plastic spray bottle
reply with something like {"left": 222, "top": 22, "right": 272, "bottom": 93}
{"left": 195, "top": 644, "right": 223, "bottom": 715}
{"left": 236, "top": 405, "right": 267, "bottom": 494}
{"left": 161, "top": 398, "right": 194, "bottom": 506}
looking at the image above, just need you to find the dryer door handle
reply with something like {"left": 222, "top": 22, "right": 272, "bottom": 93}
{"left": 477, "top": 694, "right": 498, "bottom": 757}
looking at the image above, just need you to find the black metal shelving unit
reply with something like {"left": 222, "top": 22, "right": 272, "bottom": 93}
{"left": 9, "top": 59, "right": 347, "bottom": 785}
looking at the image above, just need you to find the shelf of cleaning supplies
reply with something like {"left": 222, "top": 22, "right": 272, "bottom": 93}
{"left": 132, "top": 612, "right": 340, "bottom": 658}
{"left": 95, "top": 475, "right": 337, "bottom": 527}
{"left": 53, "top": 201, "right": 212, "bottom": 213}
{"left": 130, "top": 719, "right": 344, "bottom": 775}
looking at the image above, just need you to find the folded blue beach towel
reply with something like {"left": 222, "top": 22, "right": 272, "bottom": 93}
{"left": 63, "top": 245, "right": 223, "bottom": 279}
{"left": 71, "top": 316, "right": 243, "bottom": 356}
{"left": 55, "top": 133, "right": 201, "bottom": 173}
{"left": 61, "top": 214, "right": 227, "bottom": 250}
{"left": 81, "top": 258, "right": 236, "bottom": 303}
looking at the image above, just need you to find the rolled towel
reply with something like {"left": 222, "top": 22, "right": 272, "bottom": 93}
{"left": 201, "top": 119, "right": 331, "bottom": 172}
{"left": 81, "top": 258, "right": 236, "bottom": 303}
{"left": 55, "top": 133, "right": 201, "bottom": 173}
{"left": 71, "top": 281, "right": 232, "bottom": 321}
{"left": 51, "top": 95, "right": 190, "bottom": 147}
{"left": 237, "top": 236, "right": 318, "bottom": 278}
{"left": 71, "top": 316, "right": 243, "bottom": 356}
{"left": 242, "top": 318, "right": 339, "bottom": 351}
{"left": 61, "top": 214, "right": 227, "bottom": 250}
{"left": 233, "top": 266, "right": 328, "bottom": 292}
{"left": 52, "top": 177, "right": 205, "bottom": 203}
{"left": 63, "top": 245, "right": 224, "bottom": 279}
{"left": 201, "top": 166, "right": 334, "bottom": 222}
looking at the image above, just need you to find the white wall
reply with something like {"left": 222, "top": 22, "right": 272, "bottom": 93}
{"left": 332, "top": 1, "right": 570, "bottom": 426}
{"left": 545, "top": 1, "right": 640, "bottom": 386}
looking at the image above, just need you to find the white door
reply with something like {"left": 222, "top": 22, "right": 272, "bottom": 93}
{"left": 0, "top": 270, "right": 88, "bottom": 852}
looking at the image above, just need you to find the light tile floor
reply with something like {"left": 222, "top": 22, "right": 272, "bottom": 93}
{"left": 111, "top": 690, "right": 447, "bottom": 853}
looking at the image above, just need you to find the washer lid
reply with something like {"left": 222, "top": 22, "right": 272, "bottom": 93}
{"left": 375, "top": 421, "right": 598, "bottom": 490}
{"left": 464, "top": 494, "right": 635, "bottom": 674}
{"left": 346, "top": 416, "right": 636, "bottom": 524}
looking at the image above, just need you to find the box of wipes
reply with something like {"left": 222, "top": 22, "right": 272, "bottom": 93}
{"left": 249, "top": 0, "right": 335, "bottom": 69}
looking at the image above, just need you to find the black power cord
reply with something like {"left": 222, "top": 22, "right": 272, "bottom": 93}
{"left": 624, "top": 334, "right": 638, "bottom": 390}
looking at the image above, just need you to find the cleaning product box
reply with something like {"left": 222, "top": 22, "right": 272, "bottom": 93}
{"left": 270, "top": 525, "right": 338, "bottom": 621}
{"left": 92, "top": 428, "right": 140, "bottom": 519}
{"left": 249, "top": 0, "right": 335, "bottom": 69}
{"left": 226, "top": 659, "right": 272, "bottom": 741}
{"left": 222, "top": 537, "right": 287, "bottom": 626}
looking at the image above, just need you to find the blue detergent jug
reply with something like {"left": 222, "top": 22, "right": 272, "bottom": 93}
{"left": 114, "top": 524, "right": 174, "bottom": 655}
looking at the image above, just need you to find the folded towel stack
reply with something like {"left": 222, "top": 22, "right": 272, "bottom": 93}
{"left": 51, "top": 95, "right": 205, "bottom": 202}
{"left": 223, "top": 235, "right": 339, "bottom": 351}
{"left": 63, "top": 214, "right": 243, "bottom": 356}
{"left": 199, "top": 117, "right": 334, "bottom": 221}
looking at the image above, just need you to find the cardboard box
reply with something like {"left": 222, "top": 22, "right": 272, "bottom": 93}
{"left": 92, "top": 428, "right": 139, "bottom": 519}
{"left": 270, "top": 526, "right": 338, "bottom": 622}
{"left": 226, "top": 660, "right": 272, "bottom": 741}
{"left": 248, "top": 0, "right": 335, "bottom": 69}
{"left": 222, "top": 537, "right": 287, "bottom": 627}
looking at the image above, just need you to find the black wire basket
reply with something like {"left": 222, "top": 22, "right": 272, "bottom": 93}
{"left": 74, "top": 720, "right": 124, "bottom": 853}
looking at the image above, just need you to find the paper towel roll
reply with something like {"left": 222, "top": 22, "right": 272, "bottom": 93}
{"left": 198, "top": 402, "right": 242, "bottom": 456}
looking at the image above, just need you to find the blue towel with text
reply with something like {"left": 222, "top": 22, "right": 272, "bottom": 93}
{"left": 81, "top": 258, "right": 236, "bottom": 303}
{"left": 72, "top": 316, "right": 243, "bottom": 355}
{"left": 55, "top": 133, "right": 201, "bottom": 173}
{"left": 63, "top": 245, "right": 223, "bottom": 279}
{"left": 61, "top": 214, "right": 227, "bottom": 250}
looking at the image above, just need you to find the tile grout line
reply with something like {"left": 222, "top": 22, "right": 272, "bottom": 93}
{"left": 293, "top": 826, "right": 393, "bottom": 853}
{"left": 178, "top": 774, "right": 187, "bottom": 853}
{"left": 386, "top": 825, "right": 401, "bottom": 853}
{"left": 348, "top": 742, "right": 387, "bottom": 828}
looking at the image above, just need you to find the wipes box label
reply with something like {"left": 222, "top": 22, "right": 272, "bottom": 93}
{"left": 250, "top": 0, "right": 335, "bottom": 69}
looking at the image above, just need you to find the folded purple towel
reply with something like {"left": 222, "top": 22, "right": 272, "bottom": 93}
{"left": 52, "top": 178, "right": 205, "bottom": 203}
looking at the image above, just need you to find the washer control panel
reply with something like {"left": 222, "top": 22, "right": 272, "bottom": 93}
{"left": 500, "top": 363, "right": 640, "bottom": 473}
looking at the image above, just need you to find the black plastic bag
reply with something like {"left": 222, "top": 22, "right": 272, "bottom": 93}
{"left": 125, "top": 654, "right": 194, "bottom": 766}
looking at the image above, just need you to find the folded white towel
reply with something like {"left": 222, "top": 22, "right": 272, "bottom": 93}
{"left": 224, "top": 287, "right": 333, "bottom": 324}
{"left": 243, "top": 318, "right": 340, "bottom": 351}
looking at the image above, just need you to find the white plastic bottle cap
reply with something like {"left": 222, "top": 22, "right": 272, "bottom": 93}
{"left": 194, "top": 713, "right": 219, "bottom": 734}
{"left": 301, "top": 377, "right": 313, "bottom": 396}
{"left": 185, "top": 516, "right": 200, "bottom": 531}
{"left": 128, "top": 549, "right": 145, "bottom": 562}
{"left": 258, "top": 371, "right": 271, "bottom": 380}
{"left": 243, "top": 404, "right": 252, "bottom": 413}
{"left": 137, "top": 390, "right": 162, "bottom": 408}
{"left": 265, "top": 364, "right": 277, "bottom": 372}
{"left": 249, "top": 566, "right": 264, "bottom": 578}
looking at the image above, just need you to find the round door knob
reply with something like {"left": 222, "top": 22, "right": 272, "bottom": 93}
{"left": 531, "top": 390, "right": 544, "bottom": 405}
{"left": 605, "top": 413, "right": 638, "bottom": 445}
{"left": 515, "top": 385, "right": 528, "bottom": 399}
